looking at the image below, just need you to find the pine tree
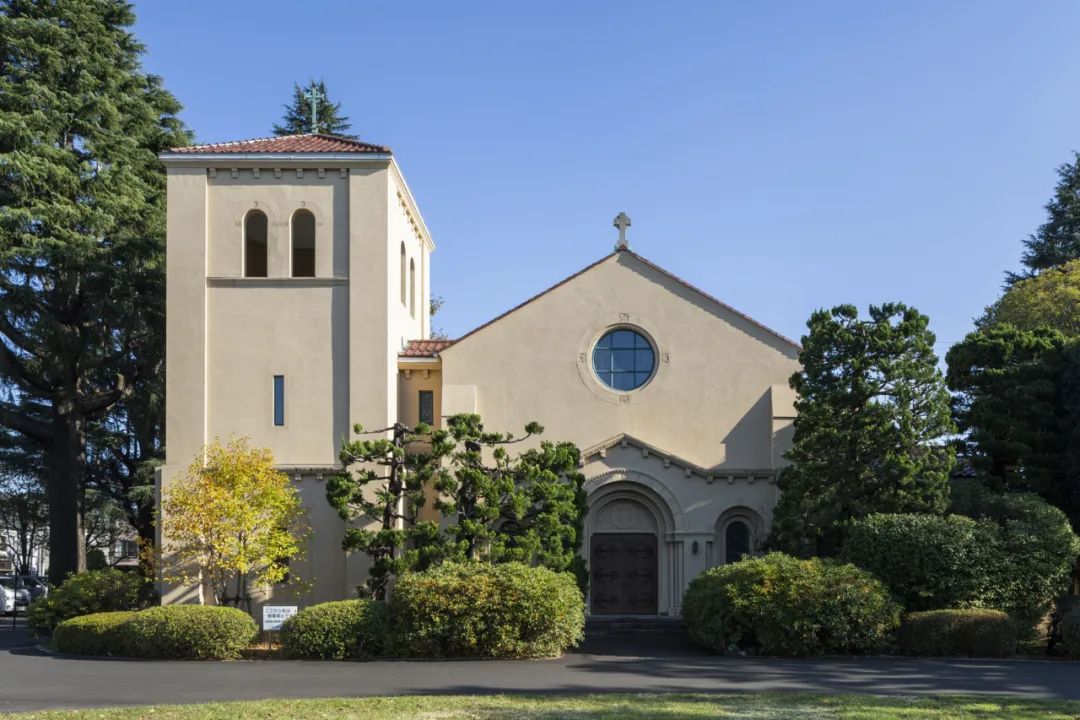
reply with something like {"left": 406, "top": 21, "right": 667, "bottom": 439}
{"left": 0, "top": 0, "right": 189, "bottom": 583}
{"left": 770, "top": 303, "right": 956, "bottom": 557}
{"left": 1012, "top": 153, "right": 1080, "bottom": 280}
{"left": 272, "top": 80, "right": 353, "bottom": 137}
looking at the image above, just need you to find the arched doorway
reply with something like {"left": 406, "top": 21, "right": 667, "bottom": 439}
{"left": 589, "top": 497, "right": 658, "bottom": 615}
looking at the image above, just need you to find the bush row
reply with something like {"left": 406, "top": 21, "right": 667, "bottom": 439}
{"left": 27, "top": 569, "right": 156, "bottom": 635}
{"left": 896, "top": 610, "right": 1018, "bottom": 657}
{"left": 281, "top": 562, "right": 585, "bottom": 660}
{"left": 52, "top": 605, "right": 258, "bottom": 660}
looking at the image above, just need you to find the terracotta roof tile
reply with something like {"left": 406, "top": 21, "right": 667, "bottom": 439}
{"left": 400, "top": 339, "right": 455, "bottom": 357}
{"left": 167, "top": 134, "right": 391, "bottom": 155}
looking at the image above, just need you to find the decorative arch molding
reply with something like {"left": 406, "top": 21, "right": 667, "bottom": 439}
{"left": 583, "top": 469, "right": 686, "bottom": 533}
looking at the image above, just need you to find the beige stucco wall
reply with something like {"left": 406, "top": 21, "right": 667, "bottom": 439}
{"left": 440, "top": 252, "right": 800, "bottom": 469}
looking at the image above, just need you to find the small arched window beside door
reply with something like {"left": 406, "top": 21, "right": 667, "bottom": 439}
{"left": 244, "top": 210, "right": 268, "bottom": 278}
{"left": 291, "top": 209, "right": 316, "bottom": 277}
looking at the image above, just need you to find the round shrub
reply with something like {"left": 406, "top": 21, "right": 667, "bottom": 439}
{"left": 27, "top": 569, "right": 154, "bottom": 636}
{"left": 280, "top": 600, "right": 391, "bottom": 659}
{"left": 119, "top": 605, "right": 258, "bottom": 660}
{"left": 897, "top": 609, "right": 1018, "bottom": 658}
{"left": 391, "top": 562, "right": 585, "bottom": 658}
{"left": 1062, "top": 605, "right": 1080, "bottom": 659}
{"left": 51, "top": 611, "right": 138, "bottom": 657}
{"left": 840, "top": 513, "right": 992, "bottom": 611}
{"left": 951, "top": 480, "right": 1080, "bottom": 628}
{"left": 681, "top": 552, "right": 900, "bottom": 656}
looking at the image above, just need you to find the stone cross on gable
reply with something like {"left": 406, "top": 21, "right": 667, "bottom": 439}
{"left": 308, "top": 84, "right": 326, "bottom": 134}
{"left": 613, "top": 212, "right": 631, "bottom": 250}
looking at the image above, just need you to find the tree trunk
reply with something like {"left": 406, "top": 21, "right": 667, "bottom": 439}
{"left": 46, "top": 411, "right": 87, "bottom": 585}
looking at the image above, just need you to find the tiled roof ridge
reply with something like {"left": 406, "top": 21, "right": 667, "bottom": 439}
{"left": 166, "top": 133, "right": 391, "bottom": 155}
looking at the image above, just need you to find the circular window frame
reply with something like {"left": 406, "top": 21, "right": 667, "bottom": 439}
{"left": 588, "top": 325, "right": 659, "bottom": 394}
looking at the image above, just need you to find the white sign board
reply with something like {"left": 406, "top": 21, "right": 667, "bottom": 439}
{"left": 262, "top": 605, "right": 298, "bottom": 631}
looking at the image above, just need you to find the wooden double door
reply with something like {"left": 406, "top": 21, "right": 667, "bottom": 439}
{"left": 589, "top": 532, "right": 658, "bottom": 615}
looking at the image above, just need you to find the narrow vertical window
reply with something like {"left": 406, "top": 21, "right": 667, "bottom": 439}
{"left": 418, "top": 390, "right": 434, "bottom": 425}
{"left": 724, "top": 520, "right": 750, "bottom": 564}
{"left": 244, "top": 210, "right": 268, "bottom": 277}
{"left": 273, "top": 375, "right": 285, "bottom": 426}
{"left": 400, "top": 243, "right": 407, "bottom": 305}
{"left": 409, "top": 258, "right": 416, "bottom": 318}
{"left": 291, "top": 209, "right": 315, "bottom": 277}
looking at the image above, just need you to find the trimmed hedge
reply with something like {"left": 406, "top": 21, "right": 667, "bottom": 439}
{"left": 51, "top": 611, "right": 138, "bottom": 657}
{"left": 119, "top": 606, "right": 258, "bottom": 660}
{"left": 280, "top": 600, "right": 391, "bottom": 659}
{"left": 1062, "top": 605, "right": 1080, "bottom": 659}
{"left": 27, "top": 569, "right": 154, "bottom": 635}
{"left": 391, "top": 562, "right": 585, "bottom": 658}
{"left": 840, "top": 513, "right": 991, "bottom": 612}
{"left": 681, "top": 552, "right": 900, "bottom": 656}
{"left": 897, "top": 610, "right": 1018, "bottom": 657}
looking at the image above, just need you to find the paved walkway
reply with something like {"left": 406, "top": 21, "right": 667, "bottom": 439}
{"left": 2, "top": 618, "right": 1079, "bottom": 713}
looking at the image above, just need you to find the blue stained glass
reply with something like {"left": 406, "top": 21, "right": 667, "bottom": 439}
{"left": 273, "top": 375, "right": 285, "bottom": 426}
{"left": 591, "top": 328, "right": 655, "bottom": 391}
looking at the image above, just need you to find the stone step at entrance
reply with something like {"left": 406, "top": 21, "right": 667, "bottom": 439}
{"left": 585, "top": 616, "right": 687, "bottom": 637}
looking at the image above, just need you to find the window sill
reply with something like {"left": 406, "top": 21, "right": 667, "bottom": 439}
{"left": 206, "top": 276, "right": 348, "bottom": 288}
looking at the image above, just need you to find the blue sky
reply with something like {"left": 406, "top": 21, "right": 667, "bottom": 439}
{"left": 134, "top": 1, "right": 1080, "bottom": 352}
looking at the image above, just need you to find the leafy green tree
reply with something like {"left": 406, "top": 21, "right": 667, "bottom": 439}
{"left": 326, "top": 422, "right": 453, "bottom": 601}
{"left": 770, "top": 303, "right": 956, "bottom": 557}
{"left": 0, "top": 472, "right": 48, "bottom": 575}
{"left": 982, "top": 260, "right": 1080, "bottom": 337}
{"left": 272, "top": 80, "right": 353, "bottom": 137}
{"left": 162, "top": 438, "right": 309, "bottom": 609}
{"left": 946, "top": 325, "right": 1073, "bottom": 523}
{"left": 1012, "top": 153, "right": 1080, "bottom": 279}
{"left": 437, "top": 415, "right": 587, "bottom": 583}
{"left": 0, "top": 0, "right": 189, "bottom": 584}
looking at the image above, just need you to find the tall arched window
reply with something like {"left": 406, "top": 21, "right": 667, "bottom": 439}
{"left": 244, "top": 210, "right": 268, "bottom": 277}
{"left": 400, "top": 243, "right": 407, "bottom": 305}
{"left": 724, "top": 520, "right": 751, "bottom": 564}
{"left": 291, "top": 209, "right": 315, "bottom": 277}
{"left": 409, "top": 258, "right": 416, "bottom": 318}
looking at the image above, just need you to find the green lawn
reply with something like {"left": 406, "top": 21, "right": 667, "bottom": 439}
{"left": 4, "top": 693, "right": 1079, "bottom": 720}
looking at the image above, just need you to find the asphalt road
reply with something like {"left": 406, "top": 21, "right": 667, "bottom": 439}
{"left": 2, "top": 618, "right": 1080, "bottom": 713}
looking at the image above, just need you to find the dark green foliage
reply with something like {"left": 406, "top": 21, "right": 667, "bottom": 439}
{"left": 946, "top": 326, "right": 1076, "bottom": 525}
{"left": 280, "top": 600, "right": 391, "bottom": 660}
{"left": 26, "top": 569, "right": 154, "bottom": 635}
{"left": 272, "top": 80, "right": 353, "bottom": 137}
{"left": 770, "top": 304, "right": 955, "bottom": 556}
{"left": 391, "top": 562, "right": 585, "bottom": 659}
{"left": 119, "top": 605, "right": 258, "bottom": 660}
{"left": 326, "top": 422, "right": 454, "bottom": 601}
{"left": 1062, "top": 605, "right": 1080, "bottom": 658}
{"left": 1013, "top": 152, "right": 1080, "bottom": 278}
{"left": 437, "top": 415, "right": 588, "bottom": 587}
{"left": 897, "top": 610, "right": 1018, "bottom": 658}
{"left": 0, "top": 0, "right": 189, "bottom": 582}
{"left": 680, "top": 553, "right": 900, "bottom": 656}
{"left": 51, "top": 611, "right": 137, "bottom": 656}
{"left": 950, "top": 479, "right": 1080, "bottom": 627}
{"left": 840, "top": 514, "right": 992, "bottom": 612}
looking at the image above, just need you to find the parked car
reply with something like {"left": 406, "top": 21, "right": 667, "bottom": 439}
{"left": 18, "top": 575, "right": 48, "bottom": 602}
{"left": 0, "top": 575, "right": 27, "bottom": 614}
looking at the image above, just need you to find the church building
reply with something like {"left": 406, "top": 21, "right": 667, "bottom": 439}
{"left": 157, "top": 134, "right": 800, "bottom": 616}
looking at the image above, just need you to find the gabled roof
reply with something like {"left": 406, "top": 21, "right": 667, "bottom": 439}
{"left": 582, "top": 433, "right": 776, "bottom": 481}
{"left": 442, "top": 248, "right": 801, "bottom": 352}
{"left": 400, "top": 339, "right": 455, "bottom": 358}
{"left": 166, "top": 133, "right": 391, "bottom": 155}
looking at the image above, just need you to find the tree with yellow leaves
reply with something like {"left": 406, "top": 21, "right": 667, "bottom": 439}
{"left": 162, "top": 438, "right": 308, "bottom": 609}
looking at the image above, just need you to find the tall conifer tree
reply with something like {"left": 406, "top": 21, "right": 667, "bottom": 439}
{"left": 272, "top": 80, "right": 353, "bottom": 137}
{"left": 770, "top": 303, "right": 956, "bottom": 557}
{"left": 1012, "top": 153, "right": 1080, "bottom": 280}
{"left": 0, "top": 0, "right": 189, "bottom": 583}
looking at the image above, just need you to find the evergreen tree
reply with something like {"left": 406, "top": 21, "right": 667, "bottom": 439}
{"left": 770, "top": 303, "right": 956, "bottom": 557}
{"left": 272, "top": 80, "right": 353, "bottom": 137}
{"left": 947, "top": 325, "right": 1079, "bottom": 530}
{"left": 981, "top": 259, "right": 1080, "bottom": 337}
{"left": 1012, "top": 153, "right": 1080, "bottom": 280}
{"left": 437, "top": 414, "right": 587, "bottom": 584}
{"left": 326, "top": 422, "right": 453, "bottom": 601}
{"left": 0, "top": 0, "right": 189, "bottom": 583}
